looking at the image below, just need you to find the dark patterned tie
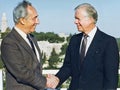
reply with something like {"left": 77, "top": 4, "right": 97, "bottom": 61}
{"left": 80, "top": 34, "right": 88, "bottom": 62}
{"left": 27, "top": 34, "right": 36, "bottom": 55}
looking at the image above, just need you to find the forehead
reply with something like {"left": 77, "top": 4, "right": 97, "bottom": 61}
{"left": 75, "top": 8, "right": 88, "bottom": 17}
{"left": 27, "top": 5, "right": 38, "bottom": 16}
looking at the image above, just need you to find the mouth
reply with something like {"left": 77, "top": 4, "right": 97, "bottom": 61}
{"left": 33, "top": 25, "right": 37, "bottom": 28}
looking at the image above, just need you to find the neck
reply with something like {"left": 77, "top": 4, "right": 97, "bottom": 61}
{"left": 15, "top": 24, "right": 29, "bottom": 34}
{"left": 84, "top": 24, "right": 96, "bottom": 34}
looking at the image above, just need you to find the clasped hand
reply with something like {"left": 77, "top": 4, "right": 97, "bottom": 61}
{"left": 46, "top": 74, "right": 59, "bottom": 89}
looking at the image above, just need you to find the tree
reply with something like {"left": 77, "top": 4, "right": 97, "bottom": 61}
{"left": 47, "top": 48, "right": 60, "bottom": 69}
{"left": 32, "top": 32, "right": 64, "bottom": 43}
{"left": 116, "top": 38, "right": 120, "bottom": 51}
{"left": 0, "top": 55, "right": 4, "bottom": 69}
{"left": 1, "top": 27, "right": 11, "bottom": 39}
{"left": 60, "top": 43, "right": 68, "bottom": 55}
{"left": 66, "top": 33, "right": 72, "bottom": 42}
{"left": 42, "top": 53, "right": 47, "bottom": 65}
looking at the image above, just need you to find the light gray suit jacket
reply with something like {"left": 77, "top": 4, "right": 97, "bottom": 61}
{"left": 1, "top": 28, "right": 46, "bottom": 90}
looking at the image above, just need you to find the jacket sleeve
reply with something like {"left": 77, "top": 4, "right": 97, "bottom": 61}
{"left": 55, "top": 36, "right": 74, "bottom": 87}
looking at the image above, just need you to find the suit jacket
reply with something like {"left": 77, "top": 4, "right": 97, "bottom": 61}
{"left": 1, "top": 28, "right": 46, "bottom": 90}
{"left": 56, "top": 29, "right": 119, "bottom": 90}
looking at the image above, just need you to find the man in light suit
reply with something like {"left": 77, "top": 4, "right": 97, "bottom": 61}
{"left": 0, "top": 0, "right": 52, "bottom": 90}
{"left": 48, "top": 3, "right": 119, "bottom": 90}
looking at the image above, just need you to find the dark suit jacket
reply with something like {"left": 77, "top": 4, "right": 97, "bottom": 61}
{"left": 1, "top": 28, "right": 46, "bottom": 90}
{"left": 56, "top": 29, "right": 119, "bottom": 90}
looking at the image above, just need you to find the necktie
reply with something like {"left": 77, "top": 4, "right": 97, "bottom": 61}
{"left": 27, "top": 34, "right": 36, "bottom": 55}
{"left": 80, "top": 34, "right": 88, "bottom": 62}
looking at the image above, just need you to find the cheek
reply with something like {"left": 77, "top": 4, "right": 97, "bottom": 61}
{"left": 81, "top": 21, "right": 89, "bottom": 27}
{"left": 78, "top": 22, "right": 85, "bottom": 27}
{"left": 29, "top": 27, "right": 35, "bottom": 33}
{"left": 26, "top": 21, "right": 33, "bottom": 27}
{"left": 76, "top": 20, "right": 82, "bottom": 26}
{"left": 28, "top": 19, "right": 34, "bottom": 25}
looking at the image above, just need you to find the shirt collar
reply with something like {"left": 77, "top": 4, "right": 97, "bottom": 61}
{"left": 14, "top": 26, "right": 27, "bottom": 38}
{"left": 87, "top": 26, "right": 97, "bottom": 38}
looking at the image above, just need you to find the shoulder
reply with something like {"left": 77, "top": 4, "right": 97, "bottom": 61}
{"left": 1, "top": 28, "right": 18, "bottom": 45}
{"left": 70, "top": 33, "right": 83, "bottom": 40}
{"left": 67, "top": 33, "right": 83, "bottom": 47}
{"left": 97, "top": 29, "right": 117, "bottom": 44}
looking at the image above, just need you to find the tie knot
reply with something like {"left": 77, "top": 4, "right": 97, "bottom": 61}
{"left": 27, "top": 34, "right": 32, "bottom": 40}
{"left": 83, "top": 33, "right": 88, "bottom": 38}
{"left": 27, "top": 34, "right": 30, "bottom": 38}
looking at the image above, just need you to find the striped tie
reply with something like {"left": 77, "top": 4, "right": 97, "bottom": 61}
{"left": 80, "top": 34, "right": 88, "bottom": 62}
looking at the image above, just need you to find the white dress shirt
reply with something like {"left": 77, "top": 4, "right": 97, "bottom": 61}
{"left": 80, "top": 26, "right": 97, "bottom": 56}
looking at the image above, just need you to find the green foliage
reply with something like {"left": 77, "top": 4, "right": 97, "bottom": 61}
{"left": 3, "top": 79, "right": 6, "bottom": 90}
{"left": 1, "top": 27, "right": 11, "bottom": 39}
{"left": 47, "top": 48, "right": 60, "bottom": 69}
{"left": 60, "top": 34, "right": 72, "bottom": 56}
{"left": 118, "top": 75, "right": 120, "bottom": 88}
{"left": 0, "top": 60, "right": 4, "bottom": 69}
{"left": 42, "top": 52, "right": 47, "bottom": 65}
{"left": 60, "top": 43, "right": 68, "bottom": 55}
{"left": 60, "top": 77, "right": 71, "bottom": 88}
{"left": 33, "top": 32, "right": 65, "bottom": 43}
{"left": 66, "top": 33, "right": 72, "bottom": 42}
{"left": 116, "top": 38, "right": 120, "bottom": 51}
{"left": 6, "top": 27, "right": 11, "bottom": 32}
{"left": 0, "top": 55, "right": 4, "bottom": 69}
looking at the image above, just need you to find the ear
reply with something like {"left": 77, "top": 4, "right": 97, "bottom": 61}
{"left": 19, "top": 18, "right": 25, "bottom": 25}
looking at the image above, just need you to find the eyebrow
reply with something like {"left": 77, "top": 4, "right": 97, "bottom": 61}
{"left": 33, "top": 15, "right": 38, "bottom": 19}
{"left": 74, "top": 17, "right": 81, "bottom": 20}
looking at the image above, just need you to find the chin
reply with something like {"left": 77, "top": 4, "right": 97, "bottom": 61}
{"left": 30, "top": 30, "right": 35, "bottom": 33}
{"left": 78, "top": 29, "right": 83, "bottom": 32}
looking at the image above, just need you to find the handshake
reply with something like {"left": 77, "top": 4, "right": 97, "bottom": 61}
{"left": 46, "top": 74, "right": 60, "bottom": 89}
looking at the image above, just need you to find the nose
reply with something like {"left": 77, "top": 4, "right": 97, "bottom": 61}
{"left": 36, "top": 17, "right": 40, "bottom": 24}
{"left": 74, "top": 19, "right": 78, "bottom": 24}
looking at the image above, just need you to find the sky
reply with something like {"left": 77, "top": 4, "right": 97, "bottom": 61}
{"left": 0, "top": 0, "right": 120, "bottom": 38}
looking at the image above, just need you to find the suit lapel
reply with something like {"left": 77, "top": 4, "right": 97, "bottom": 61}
{"left": 84, "top": 29, "right": 103, "bottom": 62}
{"left": 12, "top": 29, "right": 38, "bottom": 62}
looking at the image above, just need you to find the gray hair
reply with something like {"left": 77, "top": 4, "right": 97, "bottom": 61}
{"left": 75, "top": 3, "right": 98, "bottom": 24}
{"left": 13, "top": 0, "right": 32, "bottom": 24}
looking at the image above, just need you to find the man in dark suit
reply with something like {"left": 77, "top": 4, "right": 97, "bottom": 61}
{"left": 48, "top": 3, "right": 119, "bottom": 90}
{"left": 0, "top": 0, "right": 52, "bottom": 90}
